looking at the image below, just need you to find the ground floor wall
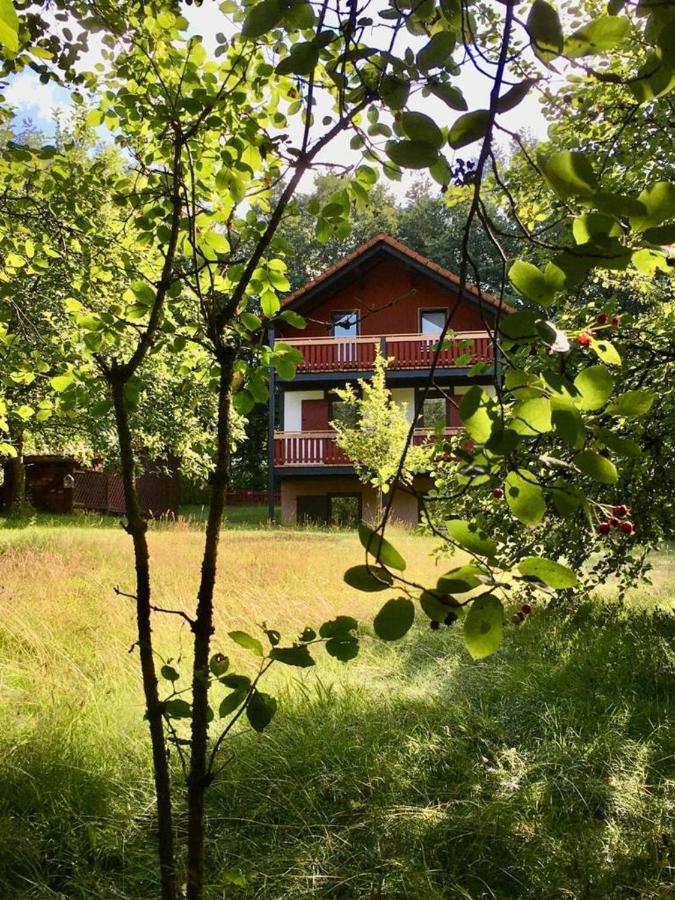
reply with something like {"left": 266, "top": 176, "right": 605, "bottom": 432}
{"left": 279, "top": 474, "right": 434, "bottom": 526}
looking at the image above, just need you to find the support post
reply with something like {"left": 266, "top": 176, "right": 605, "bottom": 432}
{"left": 267, "top": 327, "right": 276, "bottom": 523}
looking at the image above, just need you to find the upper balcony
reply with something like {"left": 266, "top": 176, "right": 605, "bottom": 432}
{"left": 274, "top": 428, "right": 458, "bottom": 468}
{"left": 279, "top": 331, "right": 494, "bottom": 375}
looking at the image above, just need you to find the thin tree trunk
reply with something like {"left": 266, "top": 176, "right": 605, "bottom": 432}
{"left": 111, "top": 377, "right": 177, "bottom": 900}
{"left": 186, "top": 351, "right": 235, "bottom": 900}
{"left": 3, "top": 430, "right": 26, "bottom": 512}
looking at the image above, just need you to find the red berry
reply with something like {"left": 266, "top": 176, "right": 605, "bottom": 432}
{"left": 430, "top": 620, "right": 440, "bottom": 630}
{"left": 465, "top": 440, "right": 474, "bottom": 452}
{"left": 596, "top": 313, "right": 608, "bottom": 325}
{"left": 288, "top": 87, "right": 298, "bottom": 98}
{"left": 611, "top": 315, "right": 621, "bottom": 327}
{"left": 521, "top": 603, "right": 532, "bottom": 615}
{"left": 620, "top": 520, "right": 635, "bottom": 535}
{"left": 596, "top": 521, "right": 611, "bottom": 536}
{"left": 614, "top": 504, "right": 627, "bottom": 518}
{"left": 577, "top": 332, "right": 592, "bottom": 346}
{"left": 493, "top": 488, "right": 504, "bottom": 499}
{"left": 608, "top": 516, "right": 620, "bottom": 528}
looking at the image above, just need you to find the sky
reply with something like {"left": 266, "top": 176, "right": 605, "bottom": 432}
{"left": 4, "top": 1, "right": 553, "bottom": 200}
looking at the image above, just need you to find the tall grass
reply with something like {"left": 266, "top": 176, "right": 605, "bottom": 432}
{"left": 0, "top": 518, "right": 672, "bottom": 898}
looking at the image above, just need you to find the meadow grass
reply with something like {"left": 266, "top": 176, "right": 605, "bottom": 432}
{"left": 0, "top": 516, "right": 672, "bottom": 898}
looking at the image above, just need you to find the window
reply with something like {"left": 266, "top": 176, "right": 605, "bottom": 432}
{"left": 420, "top": 309, "right": 447, "bottom": 335}
{"left": 329, "top": 394, "right": 359, "bottom": 429}
{"left": 331, "top": 311, "right": 358, "bottom": 338}
{"left": 417, "top": 388, "right": 448, "bottom": 429}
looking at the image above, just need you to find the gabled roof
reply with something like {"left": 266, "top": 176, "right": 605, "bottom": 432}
{"left": 282, "top": 232, "right": 515, "bottom": 315}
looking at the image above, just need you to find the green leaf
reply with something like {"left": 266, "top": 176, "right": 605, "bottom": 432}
{"left": 209, "top": 653, "right": 229, "bottom": 677}
{"left": 417, "top": 32, "right": 455, "bottom": 70}
{"left": 51, "top": 373, "right": 75, "bottom": 392}
{"left": 385, "top": 140, "right": 439, "bottom": 169}
{"left": 446, "top": 519, "right": 497, "bottom": 558}
{"left": 325, "top": 634, "right": 359, "bottom": 661}
{"left": 463, "top": 595, "right": 504, "bottom": 660}
{"left": 505, "top": 470, "right": 546, "bottom": 526}
{"left": 420, "top": 590, "right": 451, "bottom": 621}
{"left": 539, "top": 150, "right": 598, "bottom": 198}
{"left": 160, "top": 665, "right": 179, "bottom": 682}
{"left": 343, "top": 565, "right": 393, "bottom": 592}
{"left": 428, "top": 83, "right": 467, "bottom": 111}
{"left": 242, "top": 0, "right": 283, "bottom": 39}
{"left": 458, "top": 386, "right": 494, "bottom": 443}
{"left": 551, "top": 479, "right": 583, "bottom": 517}
{"left": 220, "top": 673, "right": 251, "bottom": 691}
{"left": 380, "top": 74, "right": 410, "bottom": 109}
{"left": 518, "top": 556, "right": 578, "bottom": 588}
{"left": 228, "top": 631, "right": 264, "bottom": 656}
{"left": 495, "top": 79, "right": 535, "bottom": 114}
{"left": 572, "top": 212, "right": 621, "bottom": 244}
{"left": 448, "top": 110, "right": 490, "bottom": 149}
{"left": 508, "top": 260, "right": 555, "bottom": 306}
{"left": 527, "top": 0, "right": 564, "bottom": 62}
{"left": 591, "top": 192, "right": 646, "bottom": 218}
{"left": 500, "top": 310, "right": 538, "bottom": 341}
{"left": 606, "top": 390, "right": 655, "bottom": 417}
{"left": 400, "top": 111, "right": 444, "bottom": 149}
{"left": 510, "top": 398, "right": 553, "bottom": 437}
{"left": 164, "top": 699, "right": 192, "bottom": 719}
{"left": 373, "top": 597, "right": 415, "bottom": 641}
{"left": 246, "top": 690, "right": 277, "bottom": 732}
{"left": 277, "top": 309, "right": 305, "bottom": 328}
{"left": 269, "top": 645, "right": 315, "bottom": 667}
{"left": 130, "top": 280, "right": 155, "bottom": 306}
{"left": 630, "top": 182, "right": 675, "bottom": 232}
{"left": 437, "top": 565, "right": 485, "bottom": 593}
{"left": 574, "top": 365, "right": 614, "bottom": 411}
{"left": 575, "top": 449, "right": 618, "bottom": 484}
{"left": 275, "top": 41, "right": 320, "bottom": 76}
{"left": 0, "top": 0, "right": 19, "bottom": 55}
{"left": 593, "top": 427, "right": 641, "bottom": 459}
{"left": 219, "top": 689, "right": 247, "bottom": 717}
{"left": 319, "top": 616, "right": 358, "bottom": 638}
{"left": 641, "top": 223, "right": 675, "bottom": 245}
{"left": 631, "top": 249, "right": 670, "bottom": 276}
{"left": 551, "top": 396, "right": 585, "bottom": 449}
{"left": 589, "top": 336, "right": 621, "bottom": 366}
{"left": 358, "top": 523, "right": 406, "bottom": 571}
{"left": 564, "top": 15, "right": 630, "bottom": 58}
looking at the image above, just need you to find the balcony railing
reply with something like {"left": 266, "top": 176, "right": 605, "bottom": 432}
{"left": 274, "top": 429, "right": 458, "bottom": 467}
{"left": 280, "top": 331, "right": 493, "bottom": 374}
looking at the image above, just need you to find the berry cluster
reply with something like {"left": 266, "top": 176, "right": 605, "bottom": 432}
{"left": 513, "top": 602, "right": 533, "bottom": 624}
{"left": 451, "top": 157, "right": 476, "bottom": 187}
{"left": 577, "top": 314, "right": 621, "bottom": 346}
{"left": 596, "top": 504, "right": 634, "bottom": 537}
{"left": 429, "top": 610, "right": 458, "bottom": 631}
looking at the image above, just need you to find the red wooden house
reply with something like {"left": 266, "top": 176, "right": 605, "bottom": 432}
{"left": 269, "top": 233, "right": 511, "bottom": 525}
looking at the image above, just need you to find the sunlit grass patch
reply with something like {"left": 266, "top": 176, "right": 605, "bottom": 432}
{"left": 0, "top": 520, "right": 672, "bottom": 898}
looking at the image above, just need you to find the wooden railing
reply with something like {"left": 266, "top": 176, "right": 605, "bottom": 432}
{"left": 274, "top": 429, "right": 458, "bottom": 467}
{"left": 281, "top": 331, "right": 493, "bottom": 373}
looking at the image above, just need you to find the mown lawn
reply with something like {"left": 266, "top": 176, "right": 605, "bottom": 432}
{"left": 0, "top": 515, "right": 673, "bottom": 899}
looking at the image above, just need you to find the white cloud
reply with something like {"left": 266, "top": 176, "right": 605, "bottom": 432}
{"left": 3, "top": 73, "right": 68, "bottom": 123}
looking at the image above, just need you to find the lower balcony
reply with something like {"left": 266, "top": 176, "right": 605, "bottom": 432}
{"left": 279, "top": 332, "right": 493, "bottom": 374}
{"left": 273, "top": 429, "right": 458, "bottom": 467}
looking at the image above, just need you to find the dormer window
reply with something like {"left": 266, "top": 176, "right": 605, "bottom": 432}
{"left": 420, "top": 309, "right": 447, "bottom": 335}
